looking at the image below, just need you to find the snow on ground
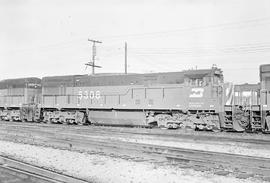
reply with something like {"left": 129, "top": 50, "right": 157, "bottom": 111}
{"left": 0, "top": 140, "right": 267, "bottom": 183}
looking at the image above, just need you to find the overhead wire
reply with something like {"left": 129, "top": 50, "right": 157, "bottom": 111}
{"left": 4, "top": 16, "right": 270, "bottom": 55}
{"left": 128, "top": 42, "right": 270, "bottom": 57}
{"left": 3, "top": 16, "right": 270, "bottom": 74}
{"left": 95, "top": 16, "right": 270, "bottom": 40}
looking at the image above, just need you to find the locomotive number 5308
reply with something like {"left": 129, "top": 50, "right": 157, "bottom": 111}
{"left": 78, "top": 90, "right": 101, "bottom": 100}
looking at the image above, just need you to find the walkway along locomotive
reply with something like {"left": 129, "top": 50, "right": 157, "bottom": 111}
{"left": 0, "top": 64, "right": 269, "bottom": 132}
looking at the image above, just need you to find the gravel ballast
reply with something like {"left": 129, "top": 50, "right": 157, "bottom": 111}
{"left": 0, "top": 140, "right": 267, "bottom": 183}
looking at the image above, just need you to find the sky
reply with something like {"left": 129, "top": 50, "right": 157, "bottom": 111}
{"left": 1, "top": 0, "right": 270, "bottom": 84}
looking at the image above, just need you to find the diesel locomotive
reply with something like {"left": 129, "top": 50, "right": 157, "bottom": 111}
{"left": 0, "top": 64, "right": 269, "bottom": 132}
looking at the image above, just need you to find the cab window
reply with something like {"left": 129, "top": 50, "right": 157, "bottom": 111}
{"left": 189, "top": 78, "right": 204, "bottom": 86}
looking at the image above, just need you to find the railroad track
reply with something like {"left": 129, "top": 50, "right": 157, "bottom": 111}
{"left": 1, "top": 121, "right": 270, "bottom": 159}
{"left": 47, "top": 134, "right": 270, "bottom": 177}
{"left": 0, "top": 155, "right": 90, "bottom": 183}
{"left": 1, "top": 121, "right": 270, "bottom": 181}
{"left": 2, "top": 123, "right": 270, "bottom": 158}
{"left": 1, "top": 121, "right": 270, "bottom": 145}
{"left": 1, "top": 124, "right": 270, "bottom": 181}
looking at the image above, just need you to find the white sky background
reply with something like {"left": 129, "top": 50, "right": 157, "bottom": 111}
{"left": 1, "top": 0, "right": 270, "bottom": 84}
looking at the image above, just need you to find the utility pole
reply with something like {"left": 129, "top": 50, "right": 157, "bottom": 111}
{"left": 125, "top": 42, "right": 127, "bottom": 74}
{"left": 85, "top": 39, "right": 102, "bottom": 75}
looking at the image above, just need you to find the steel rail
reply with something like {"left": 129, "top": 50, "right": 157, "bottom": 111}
{"left": 1, "top": 128, "right": 270, "bottom": 180}
{"left": 1, "top": 121, "right": 270, "bottom": 145}
{"left": 0, "top": 155, "right": 90, "bottom": 183}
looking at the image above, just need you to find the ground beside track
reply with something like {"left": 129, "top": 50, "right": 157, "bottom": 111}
{"left": 1, "top": 121, "right": 270, "bottom": 158}
{"left": 0, "top": 141, "right": 268, "bottom": 183}
{"left": 0, "top": 121, "right": 270, "bottom": 183}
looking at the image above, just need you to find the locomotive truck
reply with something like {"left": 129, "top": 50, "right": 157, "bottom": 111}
{"left": 0, "top": 64, "right": 269, "bottom": 132}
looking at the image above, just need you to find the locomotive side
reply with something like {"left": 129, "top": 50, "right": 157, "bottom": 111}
{"left": 40, "top": 66, "right": 224, "bottom": 129}
{"left": 0, "top": 78, "right": 41, "bottom": 121}
{"left": 41, "top": 74, "right": 86, "bottom": 124}
{"left": 0, "top": 64, "right": 268, "bottom": 133}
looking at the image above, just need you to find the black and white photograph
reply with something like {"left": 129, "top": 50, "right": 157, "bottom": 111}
{"left": 0, "top": 0, "right": 270, "bottom": 182}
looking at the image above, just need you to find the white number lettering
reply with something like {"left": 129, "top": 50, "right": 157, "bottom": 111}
{"left": 84, "top": 91, "right": 88, "bottom": 99}
{"left": 89, "top": 91, "right": 95, "bottom": 99}
{"left": 78, "top": 90, "right": 101, "bottom": 100}
{"left": 96, "top": 91, "right": 100, "bottom": 99}
{"left": 78, "top": 90, "right": 83, "bottom": 100}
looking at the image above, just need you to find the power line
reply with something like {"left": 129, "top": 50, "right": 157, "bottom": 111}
{"left": 85, "top": 39, "right": 102, "bottom": 75}
{"left": 95, "top": 16, "right": 270, "bottom": 40}
{"left": 128, "top": 42, "right": 270, "bottom": 56}
{"left": 7, "top": 16, "right": 270, "bottom": 55}
{"left": 3, "top": 16, "right": 270, "bottom": 57}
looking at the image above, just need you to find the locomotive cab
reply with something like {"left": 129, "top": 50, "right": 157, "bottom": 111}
{"left": 181, "top": 66, "right": 224, "bottom": 130}
{"left": 185, "top": 67, "right": 223, "bottom": 87}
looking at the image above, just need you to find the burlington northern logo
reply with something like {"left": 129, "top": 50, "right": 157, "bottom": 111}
{"left": 189, "top": 88, "right": 204, "bottom": 98}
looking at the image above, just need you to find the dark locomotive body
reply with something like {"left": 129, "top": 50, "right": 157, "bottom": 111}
{"left": 0, "top": 64, "right": 269, "bottom": 132}
{"left": 41, "top": 67, "right": 223, "bottom": 129}
{"left": 0, "top": 78, "right": 41, "bottom": 121}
